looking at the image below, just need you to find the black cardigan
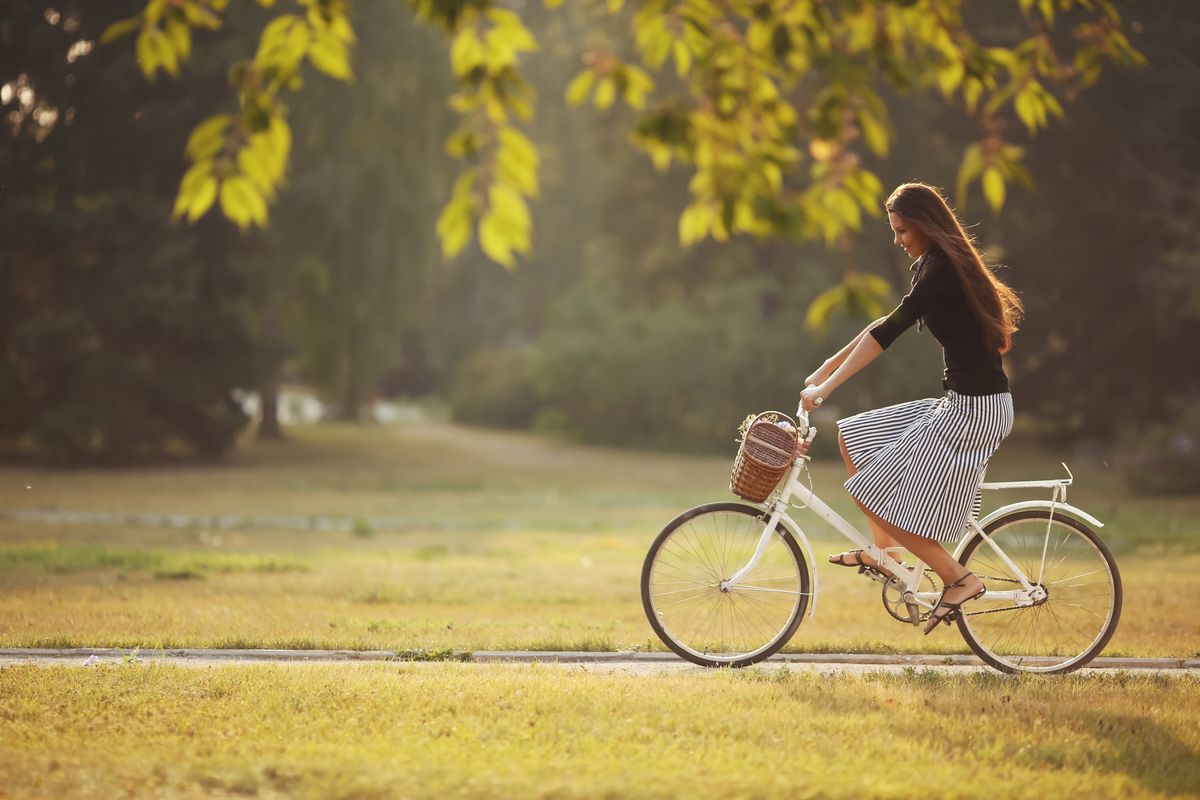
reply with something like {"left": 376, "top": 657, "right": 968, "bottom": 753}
{"left": 869, "top": 246, "right": 1010, "bottom": 396}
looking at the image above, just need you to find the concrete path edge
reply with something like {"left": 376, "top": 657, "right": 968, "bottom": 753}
{"left": 0, "top": 648, "right": 1195, "bottom": 670}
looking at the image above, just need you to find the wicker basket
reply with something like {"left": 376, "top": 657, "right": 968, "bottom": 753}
{"left": 730, "top": 411, "right": 800, "bottom": 502}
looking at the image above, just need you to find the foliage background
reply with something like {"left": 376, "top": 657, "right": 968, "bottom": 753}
{"left": 1, "top": 0, "right": 1198, "bottom": 490}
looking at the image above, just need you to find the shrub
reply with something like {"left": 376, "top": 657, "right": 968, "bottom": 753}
{"left": 448, "top": 347, "right": 540, "bottom": 429}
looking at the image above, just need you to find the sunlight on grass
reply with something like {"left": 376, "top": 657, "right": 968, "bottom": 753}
{"left": 1, "top": 421, "right": 1197, "bottom": 657}
{"left": 1, "top": 663, "right": 1197, "bottom": 798}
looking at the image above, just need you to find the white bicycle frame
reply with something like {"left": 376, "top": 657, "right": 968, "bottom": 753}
{"left": 721, "top": 406, "right": 1105, "bottom": 620}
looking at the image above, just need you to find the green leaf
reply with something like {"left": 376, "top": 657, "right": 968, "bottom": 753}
{"left": 185, "top": 114, "right": 231, "bottom": 160}
{"left": 436, "top": 197, "right": 473, "bottom": 259}
{"left": 151, "top": 27, "right": 179, "bottom": 76}
{"left": 100, "top": 16, "right": 141, "bottom": 44}
{"left": 135, "top": 30, "right": 159, "bottom": 78}
{"left": 185, "top": 175, "right": 218, "bottom": 222}
{"left": 179, "top": 2, "right": 222, "bottom": 30}
{"left": 329, "top": 15, "right": 355, "bottom": 44}
{"left": 747, "top": 22, "right": 772, "bottom": 52}
{"left": 449, "top": 170, "right": 477, "bottom": 202}
{"left": 674, "top": 41, "right": 691, "bottom": 77}
{"left": 982, "top": 166, "right": 1005, "bottom": 213}
{"left": 955, "top": 143, "right": 984, "bottom": 210}
{"left": 827, "top": 188, "right": 861, "bottom": 229}
{"left": 445, "top": 130, "right": 479, "bottom": 159}
{"left": 1037, "top": 0, "right": 1054, "bottom": 28}
{"left": 238, "top": 148, "right": 274, "bottom": 196}
{"left": 498, "top": 128, "right": 537, "bottom": 169}
{"left": 679, "top": 203, "right": 715, "bottom": 246}
{"left": 497, "top": 145, "right": 539, "bottom": 197}
{"left": 309, "top": 33, "right": 352, "bottom": 81}
{"left": 144, "top": 0, "right": 167, "bottom": 26}
{"left": 805, "top": 284, "right": 849, "bottom": 332}
{"left": 219, "top": 176, "right": 267, "bottom": 230}
{"left": 937, "top": 61, "right": 964, "bottom": 97}
{"left": 1041, "top": 88, "right": 1064, "bottom": 119}
{"left": 490, "top": 183, "right": 531, "bottom": 232}
{"left": 762, "top": 162, "right": 782, "bottom": 193}
{"left": 844, "top": 168, "right": 882, "bottom": 209}
{"left": 565, "top": 71, "right": 595, "bottom": 105}
{"left": 248, "top": 116, "right": 292, "bottom": 182}
{"left": 1014, "top": 87, "right": 1040, "bottom": 132}
{"left": 479, "top": 212, "right": 516, "bottom": 268}
{"left": 859, "top": 111, "right": 889, "bottom": 157}
{"left": 844, "top": 272, "right": 892, "bottom": 319}
{"left": 166, "top": 17, "right": 192, "bottom": 59}
{"left": 179, "top": 159, "right": 214, "bottom": 196}
{"left": 593, "top": 77, "right": 616, "bottom": 110}
{"left": 963, "top": 77, "right": 984, "bottom": 114}
{"left": 450, "top": 29, "right": 485, "bottom": 76}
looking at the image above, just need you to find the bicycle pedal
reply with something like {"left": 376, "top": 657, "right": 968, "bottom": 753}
{"left": 858, "top": 565, "right": 890, "bottom": 584}
{"left": 901, "top": 592, "right": 922, "bottom": 626}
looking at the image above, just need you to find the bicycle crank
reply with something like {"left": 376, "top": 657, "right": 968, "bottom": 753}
{"left": 881, "top": 571, "right": 940, "bottom": 625}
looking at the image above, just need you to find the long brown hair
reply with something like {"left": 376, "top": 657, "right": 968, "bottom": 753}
{"left": 886, "top": 182, "right": 1023, "bottom": 353}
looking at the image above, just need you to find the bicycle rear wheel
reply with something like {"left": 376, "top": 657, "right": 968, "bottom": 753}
{"left": 956, "top": 509, "right": 1122, "bottom": 674}
{"left": 641, "top": 502, "right": 810, "bottom": 668}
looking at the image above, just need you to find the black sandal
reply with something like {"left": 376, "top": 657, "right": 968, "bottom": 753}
{"left": 922, "top": 572, "right": 986, "bottom": 635}
{"left": 828, "top": 550, "right": 895, "bottom": 581}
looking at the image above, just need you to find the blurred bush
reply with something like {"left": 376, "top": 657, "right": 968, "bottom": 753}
{"left": 448, "top": 347, "right": 541, "bottom": 429}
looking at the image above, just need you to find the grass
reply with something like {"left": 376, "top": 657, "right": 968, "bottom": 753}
{"left": 1, "top": 662, "right": 1198, "bottom": 798}
{"left": 1, "top": 418, "right": 1198, "bottom": 657}
{"left": 0, "top": 542, "right": 308, "bottom": 579}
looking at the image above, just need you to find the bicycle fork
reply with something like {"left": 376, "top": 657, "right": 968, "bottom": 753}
{"left": 722, "top": 504, "right": 789, "bottom": 590}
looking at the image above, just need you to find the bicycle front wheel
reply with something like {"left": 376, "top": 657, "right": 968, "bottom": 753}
{"left": 957, "top": 509, "right": 1122, "bottom": 674}
{"left": 641, "top": 502, "right": 810, "bottom": 668}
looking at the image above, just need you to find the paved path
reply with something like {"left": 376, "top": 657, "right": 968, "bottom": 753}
{"left": 2, "top": 649, "right": 1196, "bottom": 676}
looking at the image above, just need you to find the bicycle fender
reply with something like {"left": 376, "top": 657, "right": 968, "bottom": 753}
{"left": 958, "top": 501, "right": 1105, "bottom": 559}
{"left": 772, "top": 513, "right": 820, "bottom": 621}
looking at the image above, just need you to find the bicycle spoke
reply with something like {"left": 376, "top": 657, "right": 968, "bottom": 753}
{"left": 645, "top": 507, "right": 807, "bottom": 663}
{"left": 957, "top": 512, "right": 1119, "bottom": 673}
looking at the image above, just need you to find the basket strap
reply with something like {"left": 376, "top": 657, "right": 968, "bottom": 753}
{"left": 751, "top": 410, "right": 800, "bottom": 431}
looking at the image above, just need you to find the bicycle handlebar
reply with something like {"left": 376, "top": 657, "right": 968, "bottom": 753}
{"left": 794, "top": 402, "right": 811, "bottom": 427}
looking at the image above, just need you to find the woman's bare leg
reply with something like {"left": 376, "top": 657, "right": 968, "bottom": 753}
{"left": 835, "top": 433, "right": 900, "bottom": 569}
{"left": 835, "top": 433, "right": 983, "bottom": 630}
{"left": 852, "top": 500, "right": 985, "bottom": 626}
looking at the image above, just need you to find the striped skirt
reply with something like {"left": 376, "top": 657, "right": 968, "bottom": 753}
{"left": 837, "top": 391, "right": 1014, "bottom": 543}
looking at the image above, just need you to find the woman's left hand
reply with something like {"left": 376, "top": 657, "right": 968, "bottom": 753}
{"left": 799, "top": 383, "right": 832, "bottom": 412}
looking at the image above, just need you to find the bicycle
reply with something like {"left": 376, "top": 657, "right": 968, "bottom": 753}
{"left": 640, "top": 405, "right": 1122, "bottom": 674}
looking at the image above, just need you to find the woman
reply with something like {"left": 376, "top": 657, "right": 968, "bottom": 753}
{"left": 798, "top": 182, "right": 1023, "bottom": 635}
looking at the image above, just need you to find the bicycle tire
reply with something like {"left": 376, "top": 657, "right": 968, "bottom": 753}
{"left": 641, "top": 502, "right": 811, "bottom": 668}
{"left": 956, "top": 509, "right": 1122, "bottom": 674}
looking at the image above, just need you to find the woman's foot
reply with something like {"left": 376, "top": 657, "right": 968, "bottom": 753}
{"left": 922, "top": 571, "right": 986, "bottom": 635}
{"left": 828, "top": 549, "right": 895, "bottom": 581}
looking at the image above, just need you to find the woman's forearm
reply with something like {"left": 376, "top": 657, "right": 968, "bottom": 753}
{"left": 823, "top": 333, "right": 884, "bottom": 393}
{"left": 819, "top": 318, "right": 886, "bottom": 377}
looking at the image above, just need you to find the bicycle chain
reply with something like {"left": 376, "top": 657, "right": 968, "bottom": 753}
{"left": 883, "top": 573, "right": 1038, "bottom": 621}
{"left": 962, "top": 574, "right": 1037, "bottom": 617}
